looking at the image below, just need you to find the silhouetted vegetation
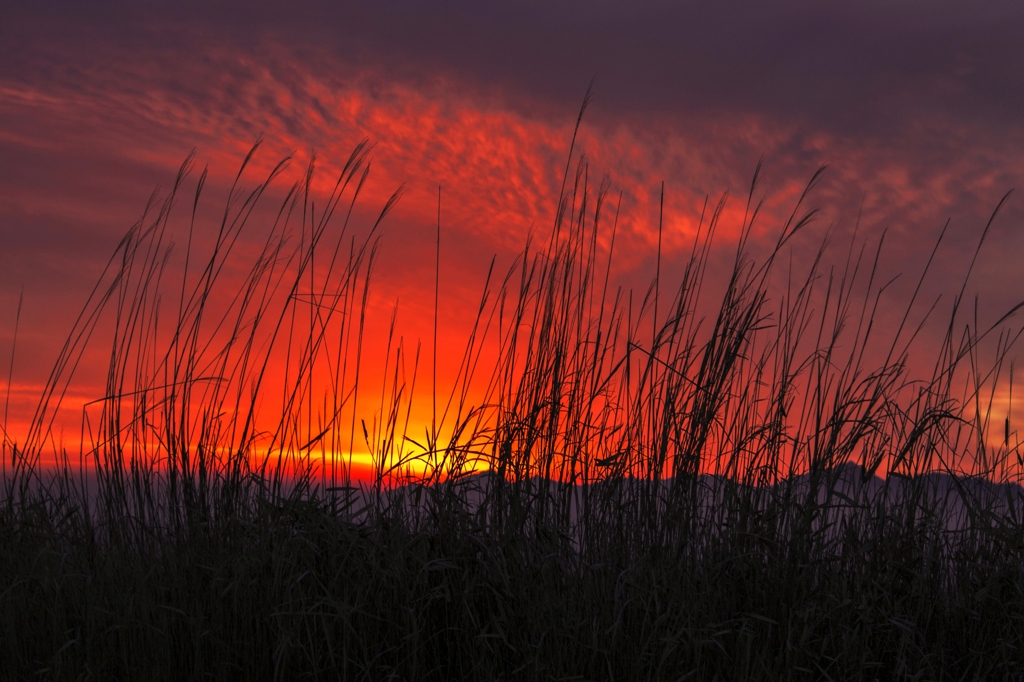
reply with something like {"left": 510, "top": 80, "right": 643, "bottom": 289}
{"left": 3, "top": 110, "right": 1024, "bottom": 680}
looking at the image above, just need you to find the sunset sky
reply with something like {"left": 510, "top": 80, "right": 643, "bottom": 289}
{"left": 3, "top": 2, "right": 1024, "bottom": 475}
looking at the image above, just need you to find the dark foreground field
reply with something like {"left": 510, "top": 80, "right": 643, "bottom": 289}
{"left": 3, "top": 134, "right": 1024, "bottom": 680}
{"left": 4, "top": 464, "right": 1024, "bottom": 680}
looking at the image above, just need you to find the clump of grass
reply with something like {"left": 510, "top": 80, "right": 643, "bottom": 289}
{"left": 2, "top": 108, "right": 1024, "bottom": 680}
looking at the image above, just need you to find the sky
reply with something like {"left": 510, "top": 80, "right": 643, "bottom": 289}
{"left": 2, "top": 1, "right": 1024, "bottom": 477}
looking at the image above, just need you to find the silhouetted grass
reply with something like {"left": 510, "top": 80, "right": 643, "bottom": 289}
{"left": 2, "top": 110, "right": 1024, "bottom": 680}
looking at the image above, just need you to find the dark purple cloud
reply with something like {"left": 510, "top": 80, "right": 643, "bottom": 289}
{"left": 6, "top": 1, "right": 1024, "bottom": 132}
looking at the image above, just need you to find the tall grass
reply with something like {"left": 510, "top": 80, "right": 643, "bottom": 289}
{"left": 2, "top": 113, "right": 1024, "bottom": 680}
